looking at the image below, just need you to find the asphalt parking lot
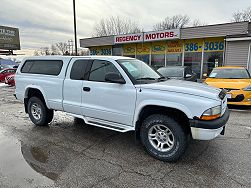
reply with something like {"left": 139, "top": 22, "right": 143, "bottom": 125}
{"left": 0, "top": 85, "right": 251, "bottom": 188}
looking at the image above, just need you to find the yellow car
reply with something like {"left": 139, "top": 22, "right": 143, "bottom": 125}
{"left": 205, "top": 66, "right": 251, "bottom": 106}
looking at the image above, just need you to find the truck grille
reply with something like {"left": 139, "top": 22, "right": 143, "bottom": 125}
{"left": 219, "top": 89, "right": 226, "bottom": 100}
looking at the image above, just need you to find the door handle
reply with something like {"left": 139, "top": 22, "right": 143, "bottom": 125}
{"left": 83, "top": 87, "right": 91, "bottom": 92}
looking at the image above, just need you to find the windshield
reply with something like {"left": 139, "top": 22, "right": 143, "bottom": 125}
{"left": 209, "top": 68, "right": 250, "bottom": 79}
{"left": 117, "top": 59, "right": 162, "bottom": 81}
{"left": 0, "top": 69, "right": 5, "bottom": 73}
{"left": 158, "top": 67, "right": 184, "bottom": 77}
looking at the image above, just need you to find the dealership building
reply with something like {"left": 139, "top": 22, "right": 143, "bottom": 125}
{"left": 80, "top": 21, "right": 251, "bottom": 78}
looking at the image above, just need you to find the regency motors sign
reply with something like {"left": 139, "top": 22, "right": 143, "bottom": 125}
{"left": 0, "top": 25, "right": 20, "bottom": 50}
{"left": 114, "top": 33, "right": 143, "bottom": 44}
{"left": 114, "top": 29, "right": 180, "bottom": 44}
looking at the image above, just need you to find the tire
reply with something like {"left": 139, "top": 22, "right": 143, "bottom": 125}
{"left": 140, "top": 114, "right": 188, "bottom": 162}
{"left": 27, "top": 97, "right": 54, "bottom": 126}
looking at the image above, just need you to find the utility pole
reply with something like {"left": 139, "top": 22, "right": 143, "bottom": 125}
{"left": 73, "top": 0, "right": 78, "bottom": 55}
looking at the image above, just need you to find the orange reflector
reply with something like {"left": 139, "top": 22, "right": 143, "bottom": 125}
{"left": 200, "top": 114, "right": 221, "bottom": 121}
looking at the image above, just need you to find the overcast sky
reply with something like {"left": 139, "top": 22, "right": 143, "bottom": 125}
{"left": 0, "top": 0, "right": 250, "bottom": 49}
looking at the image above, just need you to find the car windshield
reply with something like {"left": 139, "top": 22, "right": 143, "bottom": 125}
{"left": 0, "top": 69, "right": 6, "bottom": 73}
{"left": 117, "top": 59, "right": 162, "bottom": 81}
{"left": 158, "top": 67, "right": 184, "bottom": 77}
{"left": 209, "top": 68, "right": 250, "bottom": 79}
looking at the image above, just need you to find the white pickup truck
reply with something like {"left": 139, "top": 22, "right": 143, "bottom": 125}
{"left": 15, "top": 56, "right": 229, "bottom": 162}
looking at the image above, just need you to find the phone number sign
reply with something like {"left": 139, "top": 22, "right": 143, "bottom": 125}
{"left": 184, "top": 38, "right": 224, "bottom": 52}
{"left": 90, "top": 46, "right": 112, "bottom": 55}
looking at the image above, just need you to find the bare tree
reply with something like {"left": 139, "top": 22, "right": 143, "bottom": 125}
{"left": 55, "top": 42, "right": 68, "bottom": 55}
{"left": 153, "top": 15, "right": 190, "bottom": 31}
{"left": 232, "top": 7, "right": 251, "bottom": 22}
{"left": 51, "top": 44, "right": 60, "bottom": 55}
{"left": 34, "top": 50, "right": 40, "bottom": 56}
{"left": 78, "top": 48, "right": 89, "bottom": 56}
{"left": 93, "top": 16, "right": 142, "bottom": 37}
{"left": 192, "top": 19, "right": 207, "bottom": 27}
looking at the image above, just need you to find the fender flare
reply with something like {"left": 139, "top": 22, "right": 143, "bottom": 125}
{"left": 24, "top": 85, "right": 50, "bottom": 109}
{"left": 133, "top": 100, "right": 193, "bottom": 128}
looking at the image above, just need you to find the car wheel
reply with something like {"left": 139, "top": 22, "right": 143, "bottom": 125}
{"left": 27, "top": 97, "right": 53, "bottom": 126}
{"left": 140, "top": 114, "right": 188, "bottom": 162}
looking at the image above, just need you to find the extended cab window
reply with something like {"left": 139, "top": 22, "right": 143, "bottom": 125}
{"left": 70, "top": 60, "right": 90, "bottom": 80}
{"left": 89, "top": 60, "right": 120, "bottom": 82}
{"left": 21, "top": 60, "right": 63, "bottom": 76}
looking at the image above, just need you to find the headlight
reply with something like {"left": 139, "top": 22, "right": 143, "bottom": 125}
{"left": 200, "top": 105, "right": 221, "bottom": 120}
{"left": 243, "top": 85, "right": 251, "bottom": 91}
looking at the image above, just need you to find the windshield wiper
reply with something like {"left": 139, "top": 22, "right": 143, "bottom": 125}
{"left": 157, "top": 76, "right": 169, "bottom": 81}
{"left": 136, "top": 77, "right": 156, "bottom": 81}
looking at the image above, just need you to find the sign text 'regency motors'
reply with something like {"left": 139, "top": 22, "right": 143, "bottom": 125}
{"left": 114, "top": 29, "right": 180, "bottom": 44}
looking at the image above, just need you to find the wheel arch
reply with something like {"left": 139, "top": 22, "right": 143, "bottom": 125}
{"left": 24, "top": 86, "right": 49, "bottom": 113}
{"left": 134, "top": 104, "right": 192, "bottom": 141}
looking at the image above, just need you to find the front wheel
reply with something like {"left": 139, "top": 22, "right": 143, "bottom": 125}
{"left": 140, "top": 114, "right": 188, "bottom": 162}
{"left": 27, "top": 97, "right": 54, "bottom": 126}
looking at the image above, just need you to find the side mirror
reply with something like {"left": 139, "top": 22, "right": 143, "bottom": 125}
{"left": 105, "top": 72, "right": 126, "bottom": 84}
{"left": 185, "top": 74, "right": 192, "bottom": 78}
{"left": 203, "top": 73, "right": 208, "bottom": 78}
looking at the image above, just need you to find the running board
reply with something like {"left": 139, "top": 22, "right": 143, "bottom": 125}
{"left": 68, "top": 113, "right": 134, "bottom": 133}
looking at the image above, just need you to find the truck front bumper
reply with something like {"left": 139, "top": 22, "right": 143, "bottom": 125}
{"left": 189, "top": 108, "right": 230, "bottom": 140}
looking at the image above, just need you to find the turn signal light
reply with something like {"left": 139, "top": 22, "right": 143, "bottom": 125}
{"left": 200, "top": 114, "right": 221, "bottom": 121}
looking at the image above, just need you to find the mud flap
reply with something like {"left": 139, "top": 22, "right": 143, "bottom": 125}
{"left": 220, "top": 126, "right": 225, "bottom": 135}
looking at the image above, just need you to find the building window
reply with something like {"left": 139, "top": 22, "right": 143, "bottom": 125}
{"left": 202, "top": 52, "right": 223, "bottom": 78}
{"left": 184, "top": 52, "right": 202, "bottom": 78}
{"left": 151, "top": 54, "right": 165, "bottom": 70}
{"left": 136, "top": 55, "right": 150, "bottom": 64}
{"left": 136, "top": 43, "right": 151, "bottom": 65}
{"left": 166, "top": 53, "right": 182, "bottom": 66}
{"left": 112, "top": 45, "right": 123, "bottom": 56}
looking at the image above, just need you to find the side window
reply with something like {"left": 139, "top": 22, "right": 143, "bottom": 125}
{"left": 21, "top": 61, "right": 34, "bottom": 73}
{"left": 21, "top": 60, "right": 63, "bottom": 75}
{"left": 70, "top": 60, "right": 90, "bottom": 80}
{"left": 89, "top": 60, "right": 120, "bottom": 82}
{"left": 185, "top": 67, "right": 192, "bottom": 75}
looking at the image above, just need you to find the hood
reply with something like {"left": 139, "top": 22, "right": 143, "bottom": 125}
{"left": 137, "top": 79, "right": 221, "bottom": 100}
{"left": 205, "top": 78, "right": 251, "bottom": 90}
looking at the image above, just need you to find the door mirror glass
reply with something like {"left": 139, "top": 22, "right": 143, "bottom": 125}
{"left": 185, "top": 74, "right": 192, "bottom": 78}
{"left": 105, "top": 72, "right": 126, "bottom": 84}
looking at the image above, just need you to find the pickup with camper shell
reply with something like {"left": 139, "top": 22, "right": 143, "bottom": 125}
{"left": 15, "top": 56, "right": 229, "bottom": 162}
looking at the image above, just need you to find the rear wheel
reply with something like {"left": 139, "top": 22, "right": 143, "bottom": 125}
{"left": 27, "top": 97, "right": 54, "bottom": 126}
{"left": 140, "top": 114, "right": 188, "bottom": 162}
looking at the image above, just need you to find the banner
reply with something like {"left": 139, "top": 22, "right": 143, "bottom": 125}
{"left": 151, "top": 42, "right": 166, "bottom": 54}
{"left": 123, "top": 44, "right": 136, "bottom": 55}
{"left": 136, "top": 43, "right": 151, "bottom": 55}
{"left": 166, "top": 40, "right": 183, "bottom": 54}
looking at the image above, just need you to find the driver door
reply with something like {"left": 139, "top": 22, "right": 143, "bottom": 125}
{"left": 81, "top": 59, "right": 137, "bottom": 126}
